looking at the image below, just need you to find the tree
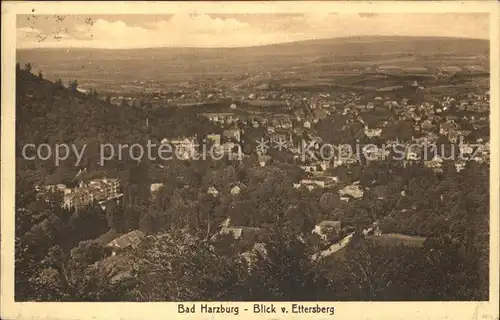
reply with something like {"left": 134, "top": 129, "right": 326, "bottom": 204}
{"left": 67, "top": 205, "right": 109, "bottom": 247}
{"left": 127, "top": 231, "right": 249, "bottom": 301}
{"left": 319, "top": 192, "right": 342, "bottom": 212}
{"left": 32, "top": 242, "right": 115, "bottom": 301}
{"left": 248, "top": 225, "right": 321, "bottom": 300}
{"left": 123, "top": 205, "right": 147, "bottom": 232}
{"left": 89, "top": 88, "right": 98, "bottom": 99}
{"left": 24, "top": 63, "right": 32, "bottom": 73}
{"left": 197, "top": 193, "right": 217, "bottom": 238}
{"left": 106, "top": 204, "right": 124, "bottom": 232}
{"left": 54, "top": 78, "right": 64, "bottom": 90}
{"left": 69, "top": 79, "right": 78, "bottom": 91}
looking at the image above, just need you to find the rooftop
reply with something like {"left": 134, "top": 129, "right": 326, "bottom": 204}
{"left": 317, "top": 220, "right": 342, "bottom": 227}
{"left": 106, "top": 230, "right": 145, "bottom": 250}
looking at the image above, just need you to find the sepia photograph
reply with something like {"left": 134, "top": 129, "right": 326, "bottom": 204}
{"left": 1, "top": 1, "right": 499, "bottom": 320}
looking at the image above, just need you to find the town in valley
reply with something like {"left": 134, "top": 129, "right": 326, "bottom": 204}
{"left": 14, "top": 13, "right": 490, "bottom": 302}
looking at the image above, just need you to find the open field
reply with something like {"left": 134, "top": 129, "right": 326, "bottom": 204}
{"left": 17, "top": 36, "right": 489, "bottom": 94}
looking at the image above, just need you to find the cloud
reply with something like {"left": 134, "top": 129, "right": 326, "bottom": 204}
{"left": 17, "top": 24, "right": 76, "bottom": 48}
{"left": 358, "top": 13, "right": 377, "bottom": 19}
{"left": 160, "top": 13, "right": 250, "bottom": 34}
{"left": 18, "top": 27, "right": 42, "bottom": 34}
{"left": 74, "top": 19, "right": 150, "bottom": 43}
{"left": 17, "top": 27, "right": 47, "bottom": 46}
{"left": 44, "top": 14, "right": 256, "bottom": 48}
{"left": 16, "top": 13, "right": 489, "bottom": 49}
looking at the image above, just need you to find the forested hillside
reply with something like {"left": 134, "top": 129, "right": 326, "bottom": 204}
{"left": 15, "top": 65, "right": 489, "bottom": 301}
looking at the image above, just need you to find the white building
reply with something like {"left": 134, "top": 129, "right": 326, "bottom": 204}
{"left": 312, "top": 221, "right": 342, "bottom": 240}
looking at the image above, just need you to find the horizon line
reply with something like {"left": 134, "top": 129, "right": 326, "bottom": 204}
{"left": 16, "top": 34, "right": 489, "bottom": 51}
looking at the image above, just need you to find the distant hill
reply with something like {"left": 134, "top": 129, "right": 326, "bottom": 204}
{"left": 18, "top": 35, "right": 489, "bottom": 57}
{"left": 16, "top": 36, "right": 489, "bottom": 89}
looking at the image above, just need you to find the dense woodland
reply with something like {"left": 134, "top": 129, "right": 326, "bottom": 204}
{"left": 15, "top": 66, "right": 489, "bottom": 301}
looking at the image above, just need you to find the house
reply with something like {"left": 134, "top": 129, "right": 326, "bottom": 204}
{"left": 95, "top": 229, "right": 122, "bottom": 246}
{"left": 241, "top": 243, "right": 268, "bottom": 270}
{"left": 223, "top": 129, "right": 241, "bottom": 143}
{"left": 455, "top": 162, "right": 466, "bottom": 172}
{"left": 220, "top": 227, "right": 243, "bottom": 239}
{"left": 219, "top": 226, "right": 266, "bottom": 241}
{"left": 424, "top": 155, "right": 443, "bottom": 170}
{"left": 88, "top": 178, "right": 120, "bottom": 200}
{"left": 150, "top": 182, "right": 164, "bottom": 194}
{"left": 60, "top": 176, "right": 121, "bottom": 211}
{"left": 97, "top": 193, "right": 123, "bottom": 211}
{"left": 270, "top": 132, "right": 292, "bottom": 145}
{"left": 207, "top": 186, "right": 220, "bottom": 197}
{"left": 206, "top": 133, "right": 221, "bottom": 146}
{"left": 297, "top": 176, "right": 338, "bottom": 190}
{"left": 299, "top": 179, "right": 325, "bottom": 190}
{"left": 230, "top": 182, "right": 246, "bottom": 196}
{"left": 319, "top": 160, "right": 330, "bottom": 171}
{"left": 257, "top": 153, "right": 271, "bottom": 167}
{"left": 105, "top": 178, "right": 120, "bottom": 196}
{"left": 201, "top": 113, "right": 220, "bottom": 122}
{"left": 303, "top": 120, "right": 311, "bottom": 129}
{"left": 404, "top": 149, "right": 419, "bottom": 161}
{"left": 364, "top": 147, "right": 390, "bottom": 162}
{"left": 338, "top": 182, "right": 364, "bottom": 199}
{"left": 201, "top": 112, "right": 235, "bottom": 124}
{"left": 222, "top": 142, "right": 243, "bottom": 159}
{"left": 230, "top": 103, "right": 237, "bottom": 109}
{"left": 35, "top": 183, "right": 68, "bottom": 203}
{"left": 459, "top": 144, "right": 474, "bottom": 156}
{"left": 364, "top": 125, "right": 382, "bottom": 138}
{"left": 231, "top": 185, "right": 242, "bottom": 195}
{"left": 220, "top": 217, "right": 232, "bottom": 229}
{"left": 312, "top": 221, "right": 342, "bottom": 240}
{"left": 311, "top": 231, "right": 355, "bottom": 261}
{"left": 299, "top": 165, "right": 317, "bottom": 173}
{"left": 367, "top": 233, "right": 427, "bottom": 248}
{"left": 105, "top": 230, "right": 145, "bottom": 256}
{"left": 63, "top": 188, "right": 94, "bottom": 211}
{"left": 41, "top": 184, "right": 68, "bottom": 193}
{"left": 164, "top": 136, "right": 198, "bottom": 160}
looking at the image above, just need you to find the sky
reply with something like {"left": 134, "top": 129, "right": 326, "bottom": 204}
{"left": 17, "top": 13, "right": 489, "bottom": 49}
